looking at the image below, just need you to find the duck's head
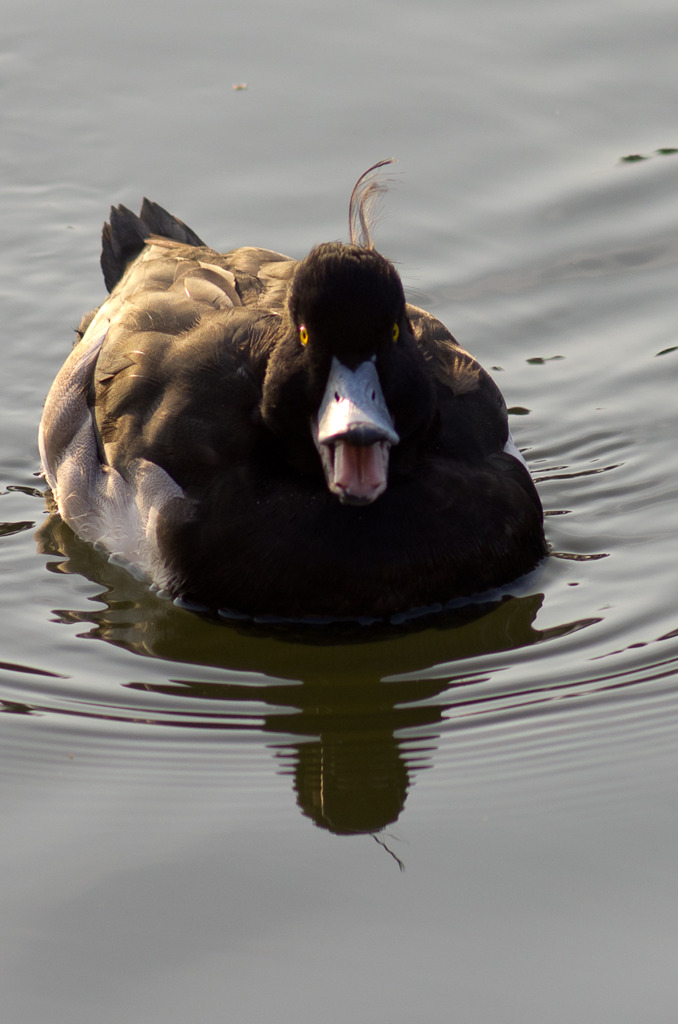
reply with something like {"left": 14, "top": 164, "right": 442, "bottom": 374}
{"left": 261, "top": 241, "right": 434, "bottom": 505}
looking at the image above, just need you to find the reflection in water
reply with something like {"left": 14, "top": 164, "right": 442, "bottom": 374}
{"left": 0, "top": 485, "right": 41, "bottom": 537}
{"left": 36, "top": 512, "right": 561, "bottom": 673}
{"left": 0, "top": 699, "right": 36, "bottom": 716}
{"left": 283, "top": 734, "right": 412, "bottom": 835}
{"left": 137, "top": 673, "right": 450, "bottom": 834}
{"left": 34, "top": 513, "right": 597, "bottom": 834}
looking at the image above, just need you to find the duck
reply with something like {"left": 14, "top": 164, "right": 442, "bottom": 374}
{"left": 39, "top": 163, "right": 546, "bottom": 621}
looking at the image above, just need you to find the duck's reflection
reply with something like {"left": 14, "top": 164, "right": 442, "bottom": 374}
{"left": 36, "top": 513, "right": 588, "bottom": 835}
{"left": 283, "top": 732, "right": 413, "bottom": 835}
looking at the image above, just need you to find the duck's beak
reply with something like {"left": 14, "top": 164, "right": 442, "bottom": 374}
{"left": 313, "top": 356, "right": 399, "bottom": 505}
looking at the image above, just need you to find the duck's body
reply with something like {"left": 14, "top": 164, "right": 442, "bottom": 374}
{"left": 40, "top": 178, "right": 546, "bottom": 620}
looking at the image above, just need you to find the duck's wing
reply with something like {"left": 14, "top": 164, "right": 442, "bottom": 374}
{"left": 40, "top": 213, "right": 292, "bottom": 529}
{"left": 406, "top": 302, "right": 511, "bottom": 460}
{"left": 101, "top": 200, "right": 297, "bottom": 313}
{"left": 79, "top": 200, "right": 301, "bottom": 490}
{"left": 40, "top": 238, "right": 285, "bottom": 585}
{"left": 93, "top": 246, "right": 288, "bottom": 491}
{"left": 205, "top": 245, "right": 297, "bottom": 311}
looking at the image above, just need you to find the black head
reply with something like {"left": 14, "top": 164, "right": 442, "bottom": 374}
{"left": 263, "top": 243, "right": 410, "bottom": 425}
{"left": 261, "top": 241, "right": 435, "bottom": 500}
{"left": 289, "top": 242, "right": 407, "bottom": 367}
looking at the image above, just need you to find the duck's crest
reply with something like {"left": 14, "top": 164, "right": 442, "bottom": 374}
{"left": 348, "top": 159, "right": 395, "bottom": 250}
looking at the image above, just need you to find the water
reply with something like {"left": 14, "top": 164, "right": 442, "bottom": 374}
{"left": 2, "top": 0, "right": 678, "bottom": 1020}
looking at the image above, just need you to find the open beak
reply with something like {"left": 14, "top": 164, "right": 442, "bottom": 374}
{"left": 312, "top": 356, "right": 399, "bottom": 505}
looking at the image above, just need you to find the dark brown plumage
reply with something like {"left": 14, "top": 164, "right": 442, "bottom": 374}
{"left": 39, "top": 175, "right": 546, "bottom": 621}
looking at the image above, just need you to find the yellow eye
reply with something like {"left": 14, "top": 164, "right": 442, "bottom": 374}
{"left": 299, "top": 325, "right": 309, "bottom": 346}
{"left": 392, "top": 322, "right": 400, "bottom": 343}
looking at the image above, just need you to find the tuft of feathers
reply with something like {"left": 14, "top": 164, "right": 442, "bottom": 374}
{"left": 101, "top": 198, "right": 206, "bottom": 293}
{"left": 348, "top": 159, "right": 396, "bottom": 250}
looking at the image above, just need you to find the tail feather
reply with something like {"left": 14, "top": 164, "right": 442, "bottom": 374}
{"left": 100, "top": 199, "right": 205, "bottom": 293}
{"left": 139, "top": 198, "right": 205, "bottom": 248}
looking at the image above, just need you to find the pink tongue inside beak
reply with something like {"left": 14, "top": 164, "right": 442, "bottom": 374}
{"left": 332, "top": 440, "right": 389, "bottom": 502}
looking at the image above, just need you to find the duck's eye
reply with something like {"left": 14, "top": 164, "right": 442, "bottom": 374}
{"left": 392, "top": 323, "right": 400, "bottom": 343}
{"left": 299, "top": 325, "right": 309, "bottom": 346}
